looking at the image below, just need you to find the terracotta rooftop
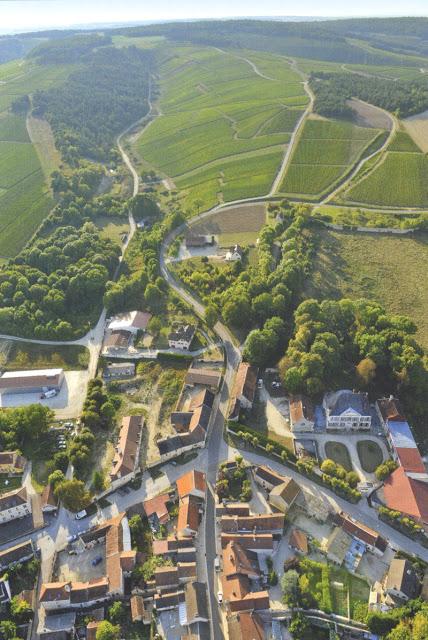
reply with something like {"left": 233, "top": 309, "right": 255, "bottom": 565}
{"left": 384, "top": 467, "right": 428, "bottom": 524}
{"left": 177, "top": 495, "right": 200, "bottom": 536}
{"left": 104, "top": 330, "right": 130, "bottom": 349}
{"left": 395, "top": 447, "right": 426, "bottom": 474}
{"left": 216, "top": 502, "right": 251, "bottom": 517}
{"left": 220, "top": 514, "right": 285, "bottom": 534}
{"left": 333, "top": 512, "right": 387, "bottom": 550}
{"left": 39, "top": 582, "right": 70, "bottom": 603}
{"left": 289, "top": 395, "right": 314, "bottom": 424}
{"left": 155, "top": 566, "right": 179, "bottom": 589}
{"left": 220, "top": 533, "right": 274, "bottom": 550}
{"left": 377, "top": 396, "right": 406, "bottom": 423}
{"left": 232, "top": 363, "right": 258, "bottom": 405}
{"left": 222, "top": 541, "right": 260, "bottom": 578}
{"left": 0, "top": 368, "right": 63, "bottom": 390}
{"left": 228, "top": 611, "right": 265, "bottom": 640}
{"left": 289, "top": 528, "right": 308, "bottom": 553}
{"left": 176, "top": 470, "right": 206, "bottom": 498}
{"left": 143, "top": 493, "right": 170, "bottom": 524}
{"left": 110, "top": 415, "right": 143, "bottom": 481}
{"left": 130, "top": 594, "right": 146, "bottom": 622}
{"left": 86, "top": 621, "right": 102, "bottom": 640}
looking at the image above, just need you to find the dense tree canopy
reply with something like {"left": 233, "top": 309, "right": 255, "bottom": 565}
{"left": 0, "top": 222, "right": 120, "bottom": 338}
{"left": 33, "top": 46, "right": 153, "bottom": 162}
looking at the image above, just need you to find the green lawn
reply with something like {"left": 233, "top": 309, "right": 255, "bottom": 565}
{"left": 95, "top": 215, "right": 130, "bottom": 245}
{"left": 304, "top": 228, "right": 428, "bottom": 351}
{"left": 357, "top": 440, "right": 384, "bottom": 473}
{"left": 324, "top": 441, "right": 353, "bottom": 471}
{"left": 279, "top": 116, "right": 382, "bottom": 198}
{"left": 134, "top": 45, "right": 308, "bottom": 212}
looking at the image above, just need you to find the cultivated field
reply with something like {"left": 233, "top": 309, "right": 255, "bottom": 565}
{"left": 305, "top": 228, "right": 428, "bottom": 350}
{"left": 403, "top": 110, "right": 428, "bottom": 153}
{"left": 278, "top": 115, "right": 382, "bottom": 199}
{"left": 189, "top": 203, "right": 267, "bottom": 241}
{"left": 346, "top": 150, "right": 428, "bottom": 208}
{"left": 134, "top": 45, "right": 308, "bottom": 212}
{"left": 0, "top": 59, "right": 74, "bottom": 257}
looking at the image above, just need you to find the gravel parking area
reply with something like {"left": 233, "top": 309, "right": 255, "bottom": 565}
{"left": 56, "top": 544, "right": 106, "bottom": 582}
{"left": 0, "top": 370, "right": 89, "bottom": 419}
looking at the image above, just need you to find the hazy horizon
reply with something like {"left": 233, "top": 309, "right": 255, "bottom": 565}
{"left": 1, "top": 0, "right": 427, "bottom": 37}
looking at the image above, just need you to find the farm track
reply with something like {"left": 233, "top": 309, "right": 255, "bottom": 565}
{"left": 323, "top": 104, "right": 397, "bottom": 205}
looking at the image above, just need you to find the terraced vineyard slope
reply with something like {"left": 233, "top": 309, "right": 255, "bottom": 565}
{"left": 277, "top": 115, "right": 384, "bottom": 200}
{"left": 133, "top": 45, "right": 308, "bottom": 212}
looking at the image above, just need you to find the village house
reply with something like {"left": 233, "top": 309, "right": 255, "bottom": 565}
{"left": 253, "top": 465, "right": 287, "bottom": 491}
{"left": 384, "top": 558, "right": 420, "bottom": 602}
{"left": 229, "top": 362, "right": 258, "bottom": 420}
{"left": 220, "top": 533, "right": 274, "bottom": 553}
{"left": 177, "top": 496, "right": 202, "bottom": 538}
{"left": 110, "top": 415, "right": 144, "bottom": 488}
{"left": 221, "top": 539, "right": 270, "bottom": 613}
{"left": 333, "top": 512, "right": 387, "bottom": 555}
{"left": 180, "top": 581, "right": 209, "bottom": 627}
{"left": 130, "top": 594, "right": 152, "bottom": 624}
{"left": 185, "top": 235, "right": 214, "bottom": 248}
{"left": 323, "top": 389, "right": 372, "bottom": 431}
{"left": 225, "top": 244, "right": 244, "bottom": 261}
{"left": 0, "top": 368, "right": 64, "bottom": 395}
{"left": 376, "top": 396, "right": 428, "bottom": 525}
{"left": 103, "top": 330, "right": 131, "bottom": 352}
{"left": 107, "top": 310, "right": 152, "bottom": 335}
{"left": 40, "top": 513, "right": 136, "bottom": 610}
{"left": 41, "top": 483, "right": 58, "bottom": 513}
{"left": 220, "top": 514, "right": 284, "bottom": 535}
{"left": 143, "top": 493, "right": 171, "bottom": 532}
{"left": 268, "top": 477, "right": 301, "bottom": 514}
{"left": 0, "top": 451, "right": 26, "bottom": 475}
{"left": 324, "top": 527, "right": 353, "bottom": 566}
{"left": 176, "top": 470, "right": 206, "bottom": 500}
{"left": 0, "top": 486, "right": 32, "bottom": 524}
{"left": 289, "top": 529, "right": 308, "bottom": 555}
{"left": 185, "top": 367, "right": 221, "bottom": 391}
{"left": 0, "top": 540, "right": 34, "bottom": 570}
{"left": 102, "top": 362, "right": 136, "bottom": 379}
{"left": 168, "top": 324, "right": 196, "bottom": 350}
{"left": 227, "top": 611, "right": 265, "bottom": 640}
{"left": 289, "top": 395, "right": 315, "bottom": 432}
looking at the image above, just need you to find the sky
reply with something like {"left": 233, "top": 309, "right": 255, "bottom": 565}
{"left": 1, "top": 0, "right": 427, "bottom": 35}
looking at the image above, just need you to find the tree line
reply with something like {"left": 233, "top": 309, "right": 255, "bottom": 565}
{"left": 310, "top": 72, "right": 428, "bottom": 119}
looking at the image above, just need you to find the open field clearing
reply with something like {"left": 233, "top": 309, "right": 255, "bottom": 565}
{"left": 347, "top": 98, "right": 392, "bottom": 130}
{"left": 189, "top": 203, "right": 267, "bottom": 242}
{"left": 278, "top": 116, "right": 382, "bottom": 198}
{"left": 305, "top": 228, "right": 428, "bottom": 350}
{"left": 134, "top": 45, "right": 308, "bottom": 211}
{"left": 112, "top": 34, "right": 166, "bottom": 49}
{"left": 346, "top": 151, "right": 428, "bottom": 207}
{"left": 0, "top": 141, "right": 41, "bottom": 188}
{"left": 403, "top": 109, "right": 428, "bottom": 153}
{"left": 95, "top": 215, "right": 130, "bottom": 245}
{"left": 388, "top": 129, "right": 421, "bottom": 152}
{"left": 345, "top": 63, "right": 426, "bottom": 81}
{"left": 26, "top": 114, "right": 61, "bottom": 178}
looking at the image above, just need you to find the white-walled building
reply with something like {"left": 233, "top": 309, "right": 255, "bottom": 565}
{"left": 323, "top": 390, "right": 371, "bottom": 431}
{"left": 0, "top": 487, "right": 32, "bottom": 524}
{"left": 0, "top": 369, "right": 64, "bottom": 395}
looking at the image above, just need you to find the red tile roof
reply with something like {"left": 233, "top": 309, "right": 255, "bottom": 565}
{"left": 233, "top": 363, "right": 258, "bottom": 404}
{"left": 289, "top": 395, "right": 314, "bottom": 424}
{"left": 384, "top": 467, "right": 428, "bottom": 523}
{"left": 289, "top": 529, "right": 308, "bottom": 553}
{"left": 110, "top": 415, "right": 143, "bottom": 480}
{"left": 228, "top": 611, "right": 265, "bottom": 640}
{"left": 177, "top": 496, "right": 200, "bottom": 536}
{"left": 220, "top": 534, "right": 274, "bottom": 550}
{"left": 395, "top": 447, "right": 426, "bottom": 473}
{"left": 143, "top": 493, "right": 170, "bottom": 524}
{"left": 220, "top": 514, "right": 285, "bottom": 534}
{"left": 176, "top": 470, "right": 206, "bottom": 498}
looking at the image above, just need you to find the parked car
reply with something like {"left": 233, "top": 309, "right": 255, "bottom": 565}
{"left": 40, "top": 389, "right": 58, "bottom": 399}
{"left": 217, "top": 591, "right": 223, "bottom": 605}
{"left": 75, "top": 510, "right": 87, "bottom": 520}
{"left": 257, "top": 379, "right": 263, "bottom": 389}
{"left": 67, "top": 534, "right": 78, "bottom": 543}
{"left": 214, "top": 557, "right": 220, "bottom": 572}
{"left": 68, "top": 549, "right": 77, "bottom": 556}
{"left": 92, "top": 556, "right": 102, "bottom": 566}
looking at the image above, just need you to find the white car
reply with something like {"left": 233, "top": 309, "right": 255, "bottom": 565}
{"left": 217, "top": 591, "right": 223, "bottom": 605}
{"left": 75, "top": 510, "right": 87, "bottom": 520}
{"left": 214, "top": 557, "right": 220, "bottom": 572}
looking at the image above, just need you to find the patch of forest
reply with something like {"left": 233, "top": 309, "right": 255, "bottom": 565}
{"left": 310, "top": 72, "right": 428, "bottom": 119}
{"left": 32, "top": 45, "right": 153, "bottom": 162}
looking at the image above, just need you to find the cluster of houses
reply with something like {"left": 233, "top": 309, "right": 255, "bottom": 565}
{"left": 156, "top": 365, "right": 222, "bottom": 463}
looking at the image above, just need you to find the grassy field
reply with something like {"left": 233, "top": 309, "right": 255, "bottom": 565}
{"left": 357, "top": 441, "right": 384, "bottom": 473}
{"left": 0, "top": 340, "right": 89, "bottom": 370}
{"left": 278, "top": 116, "right": 382, "bottom": 199}
{"left": 313, "top": 205, "right": 428, "bottom": 228}
{"left": 305, "top": 228, "right": 428, "bottom": 350}
{"left": 95, "top": 215, "right": 130, "bottom": 245}
{"left": 0, "top": 59, "right": 74, "bottom": 257}
{"left": 134, "top": 45, "right": 308, "bottom": 212}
